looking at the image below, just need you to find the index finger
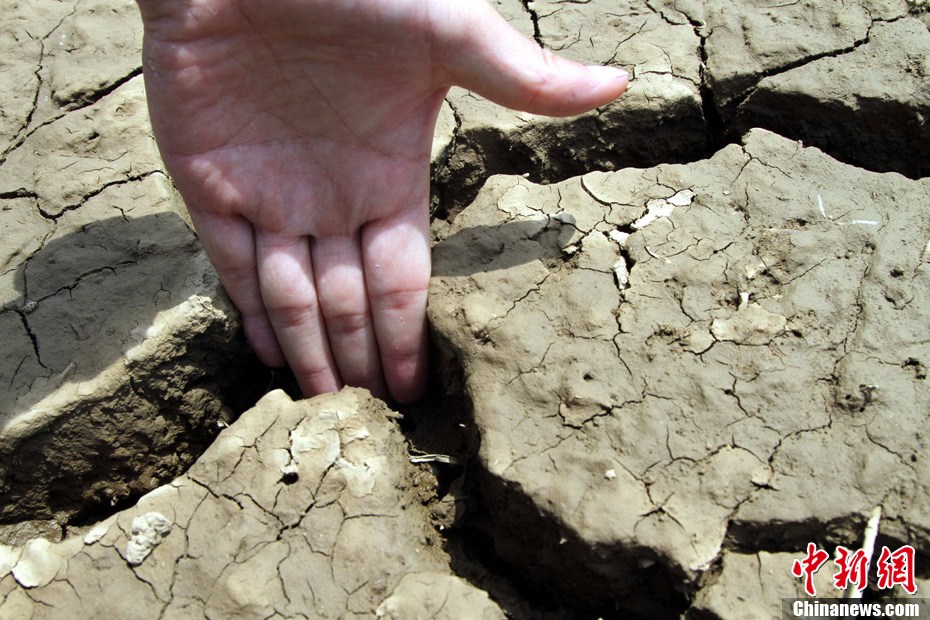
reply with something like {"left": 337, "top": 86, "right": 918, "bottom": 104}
{"left": 188, "top": 210, "right": 286, "bottom": 368}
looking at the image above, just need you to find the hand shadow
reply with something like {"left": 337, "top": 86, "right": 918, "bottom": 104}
{"left": 432, "top": 214, "right": 578, "bottom": 278}
{"left": 2, "top": 211, "right": 214, "bottom": 421}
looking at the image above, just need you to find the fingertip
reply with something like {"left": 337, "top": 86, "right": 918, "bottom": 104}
{"left": 549, "top": 63, "right": 629, "bottom": 117}
{"left": 585, "top": 64, "right": 630, "bottom": 97}
{"left": 379, "top": 318, "right": 429, "bottom": 405}
{"left": 295, "top": 369, "right": 343, "bottom": 399}
{"left": 386, "top": 350, "right": 429, "bottom": 404}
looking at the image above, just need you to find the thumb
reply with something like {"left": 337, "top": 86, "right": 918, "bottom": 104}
{"left": 440, "top": 1, "right": 629, "bottom": 117}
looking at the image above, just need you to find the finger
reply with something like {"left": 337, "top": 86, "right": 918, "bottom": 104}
{"left": 440, "top": 1, "right": 629, "bottom": 116}
{"left": 255, "top": 231, "right": 342, "bottom": 396}
{"left": 311, "top": 234, "right": 388, "bottom": 399}
{"left": 187, "top": 210, "right": 285, "bottom": 367}
{"left": 362, "top": 207, "right": 431, "bottom": 404}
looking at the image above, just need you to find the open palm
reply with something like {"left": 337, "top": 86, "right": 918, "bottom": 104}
{"left": 137, "top": 0, "right": 628, "bottom": 402}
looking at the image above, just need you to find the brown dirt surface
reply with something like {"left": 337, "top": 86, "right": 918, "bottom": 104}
{"left": 1, "top": 0, "right": 928, "bottom": 617}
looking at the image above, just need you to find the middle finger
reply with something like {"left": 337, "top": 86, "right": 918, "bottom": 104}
{"left": 311, "top": 234, "right": 388, "bottom": 399}
{"left": 255, "top": 230, "right": 342, "bottom": 396}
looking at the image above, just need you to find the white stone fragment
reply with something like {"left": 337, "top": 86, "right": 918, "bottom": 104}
{"left": 125, "top": 512, "right": 172, "bottom": 566}
{"left": 609, "top": 229, "right": 630, "bottom": 246}
{"left": 344, "top": 426, "right": 371, "bottom": 443}
{"left": 290, "top": 426, "right": 339, "bottom": 460}
{"left": 633, "top": 189, "right": 695, "bottom": 229}
{"left": 337, "top": 457, "right": 379, "bottom": 497}
{"left": 612, "top": 259, "right": 629, "bottom": 289}
{"left": 0, "top": 544, "right": 22, "bottom": 577}
{"left": 742, "top": 259, "right": 767, "bottom": 280}
{"left": 668, "top": 189, "right": 697, "bottom": 206}
{"left": 738, "top": 291, "right": 750, "bottom": 310}
{"left": 12, "top": 538, "right": 61, "bottom": 588}
{"left": 83, "top": 521, "right": 111, "bottom": 545}
{"left": 840, "top": 219, "right": 880, "bottom": 226}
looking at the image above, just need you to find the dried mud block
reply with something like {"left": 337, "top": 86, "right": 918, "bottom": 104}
{"left": 435, "top": 0, "right": 705, "bottom": 215}
{"left": 0, "top": 0, "right": 77, "bottom": 152}
{"left": 1, "top": 0, "right": 144, "bottom": 156}
{"left": 651, "top": 0, "right": 909, "bottom": 112}
{"left": 0, "top": 77, "right": 161, "bottom": 218}
{"left": 0, "top": 182, "right": 250, "bottom": 525}
{"left": 376, "top": 572, "right": 506, "bottom": 620}
{"left": 429, "top": 128, "right": 930, "bottom": 615}
{"left": 37, "top": 0, "right": 142, "bottom": 116}
{"left": 0, "top": 389, "right": 504, "bottom": 619}
{"left": 0, "top": 76, "right": 254, "bottom": 527}
{"left": 691, "top": 551, "right": 842, "bottom": 619}
{"left": 631, "top": 0, "right": 929, "bottom": 180}
{"left": 736, "top": 17, "right": 930, "bottom": 178}
{"left": 435, "top": 0, "right": 930, "bottom": 197}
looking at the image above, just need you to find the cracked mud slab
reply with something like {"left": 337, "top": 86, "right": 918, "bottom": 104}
{"left": 429, "top": 128, "right": 930, "bottom": 616}
{"left": 651, "top": 0, "right": 929, "bottom": 178}
{"left": 0, "top": 77, "right": 161, "bottom": 218}
{"left": 434, "top": 0, "right": 929, "bottom": 219}
{"left": 2, "top": 0, "right": 930, "bottom": 616}
{"left": 0, "top": 389, "right": 505, "bottom": 619}
{"left": 0, "top": 1, "right": 257, "bottom": 528}
{"left": 0, "top": 0, "right": 142, "bottom": 157}
{"left": 735, "top": 16, "right": 930, "bottom": 178}
{"left": 433, "top": 0, "right": 707, "bottom": 217}
{"left": 0, "top": 152, "right": 251, "bottom": 527}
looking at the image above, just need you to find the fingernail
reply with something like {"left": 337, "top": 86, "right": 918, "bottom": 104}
{"left": 588, "top": 64, "right": 630, "bottom": 83}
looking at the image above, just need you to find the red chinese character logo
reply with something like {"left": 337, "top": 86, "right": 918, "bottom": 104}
{"left": 876, "top": 545, "right": 916, "bottom": 594}
{"left": 792, "top": 542, "right": 830, "bottom": 596}
{"left": 833, "top": 546, "right": 870, "bottom": 593}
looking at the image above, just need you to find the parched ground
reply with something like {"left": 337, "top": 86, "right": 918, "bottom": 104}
{"left": 0, "top": 0, "right": 928, "bottom": 618}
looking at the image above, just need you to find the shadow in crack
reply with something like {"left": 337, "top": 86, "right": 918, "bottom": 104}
{"left": 408, "top": 327, "right": 690, "bottom": 620}
{"left": 431, "top": 94, "right": 710, "bottom": 221}
{"left": 431, "top": 217, "right": 575, "bottom": 278}
{"left": 734, "top": 92, "right": 930, "bottom": 180}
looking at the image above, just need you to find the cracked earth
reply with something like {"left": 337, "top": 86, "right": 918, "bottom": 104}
{"left": 1, "top": 0, "right": 929, "bottom": 618}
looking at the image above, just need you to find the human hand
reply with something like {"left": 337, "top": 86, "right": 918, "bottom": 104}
{"left": 136, "top": 0, "right": 628, "bottom": 403}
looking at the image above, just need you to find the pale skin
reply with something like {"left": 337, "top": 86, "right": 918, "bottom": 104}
{"left": 135, "top": 0, "right": 628, "bottom": 403}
